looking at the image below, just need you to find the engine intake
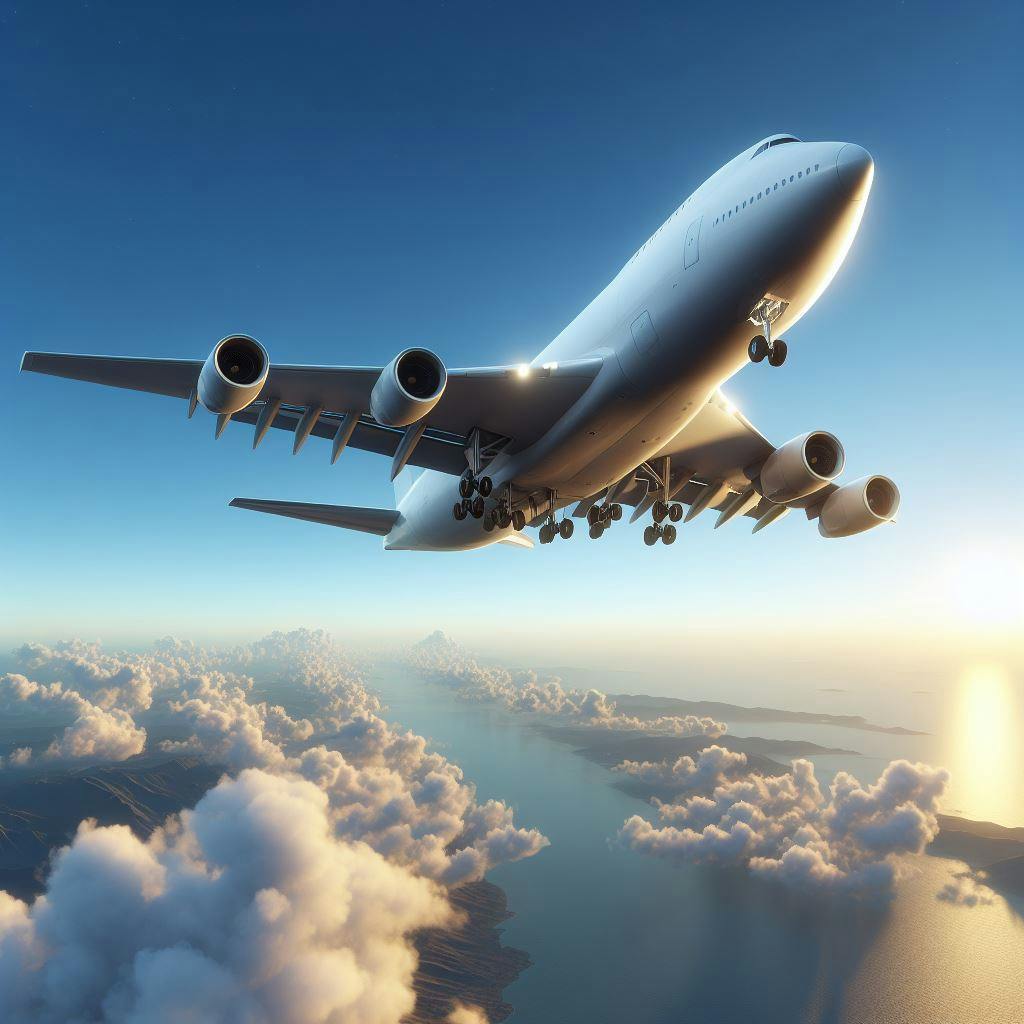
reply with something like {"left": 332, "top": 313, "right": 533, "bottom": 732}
{"left": 818, "top": 475, "right": 900, "bottom": 538}
{"left": 198, "top": 335, "right": 269, "bottom": 415}
{"left": 370, "top": 348, "right": 447, "bottom": 427}
{"left": 759, "top": 431, "right": 845, "bottom": 503}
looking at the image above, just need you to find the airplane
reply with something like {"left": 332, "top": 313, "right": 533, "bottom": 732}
{"left": 21, "top": 133, "right": 898, "bottom": 553}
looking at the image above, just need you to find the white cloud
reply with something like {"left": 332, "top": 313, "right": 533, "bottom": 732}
{"left": 447, "top": 1002, "right": 489, "bottom": 1024}
{"left": 937, "top": 870, "right": 996, "bottom": 908}
{"left": 0, "top": 768, "right": 453, "bottom": 1023}
{"left": 0, "top": 673, "right": 146, "bottom": 765}
{"left": 410, "top": 633, "right": 725, "bottom": 737}
{"left": 614, "top": 745, "right": 749, "bottom": 792}
{"left": 619, "top": 758, "right": 950, "bottom": 899}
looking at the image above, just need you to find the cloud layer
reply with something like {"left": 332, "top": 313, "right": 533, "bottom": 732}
{"left": 618, "top": 757, "right": 950, "bottom": 899}
{"left": 410, "top": 631, "right": 725, "bottom": 737}
{"left": 0, "top": 629, "right": 548, "bottom": 1021}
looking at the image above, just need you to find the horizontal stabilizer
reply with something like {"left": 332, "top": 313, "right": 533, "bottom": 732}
{"left": 229, "top": 498, "right": 400, "bottom": 536}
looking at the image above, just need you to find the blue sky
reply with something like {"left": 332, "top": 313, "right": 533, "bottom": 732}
{"left": 2, "top": 2, "right": 1021, "bottom": 673}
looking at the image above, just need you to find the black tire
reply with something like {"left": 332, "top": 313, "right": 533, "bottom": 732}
{"left": 559, "top": 519, "right": 574, "bottom": 539}
{"left": 471, "top": 497, "right": 485, "bottom": 519}
{"left": 459, "top": 476, "right": 474, "bottom": 498}
{"left": 644, "top": 526, "right": 658, "bottom": 546}
{"left": 498, "top": 512, "right": 512, "bottom": 530}
{"left": 453, "top": 502, "right": 467, "bottom": 521}
{"left": 478, "top": 476, "right": 493, "bottom": 497}
{"left": 587, "top": 506, "right": 601, "bottom": 527}
{"left": 668, "top": 503, "right": 683, "bottom": 523}
{"left": 768, "top": 339, "right": 788, "bottom": 367}
{"left": 483, "top": 511, "right": 495, "bottom": 532}
{"left": 653, "top": 500, "right": 668, "bottom": 523}
{"left": 748, "top": 335, "right": 769, "bottom": 363}
{"left": 610, "top": 503, "right": 623, "bottom": 522}
{"left": 662, "top": 524, "right": 677, "bottom": 545}
{"left": 539, "top": 524, "right": 553, "bottom": 544}
{"left": 589, "top": 523, "right": 603, "bottom": 540}
{"left": 513, "top": 509, "right": 526, "bottom": 532}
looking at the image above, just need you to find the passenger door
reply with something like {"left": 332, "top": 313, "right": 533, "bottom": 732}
{"left": 683, "top": 216, "right": 702, "bottom": 269}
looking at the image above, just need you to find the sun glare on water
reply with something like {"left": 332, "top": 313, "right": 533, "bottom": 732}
{"left": 950, "top": 664, "right": 1021, "bottom": 825}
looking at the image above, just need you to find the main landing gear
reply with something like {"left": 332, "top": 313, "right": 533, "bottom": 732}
{"left": 539, "top": 517, "right": 573, "bottom": 544}
{"left": 586, "top": 501, "right": 623, "bottom": 540}
{"left": 644, "top": 523, "right": 678, "bottom": 546}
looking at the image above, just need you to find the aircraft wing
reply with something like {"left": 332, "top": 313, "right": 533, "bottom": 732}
{"left": 578, "top": 392, "right": 835, "bottom": 527}
{"left": 20, "top": 351, "right": 604, "bottom": 473}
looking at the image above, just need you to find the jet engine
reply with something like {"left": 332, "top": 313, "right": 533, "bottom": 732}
{"left": 817, "top": 475, "right": 900, "bottom": 538}
{"left": 759, "top": 431, "right": 845, "bottom": 503}
{"left": 370, "top": 348, "right": 447, "bottom": 427}
{"left": 197, "top": 334, "right": 269, "bottom": 415}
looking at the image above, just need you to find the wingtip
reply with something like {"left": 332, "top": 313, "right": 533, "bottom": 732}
{"left": 20, "top": 352, "right": 34, "bottom": 372}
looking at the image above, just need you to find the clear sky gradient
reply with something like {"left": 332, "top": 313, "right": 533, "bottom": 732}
{"left": 2, "top": 2, "right": 1021, "bottom": 676}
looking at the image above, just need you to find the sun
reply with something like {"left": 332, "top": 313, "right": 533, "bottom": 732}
{"left": 943, "top": 547, "right": 1024, "bottom": 628}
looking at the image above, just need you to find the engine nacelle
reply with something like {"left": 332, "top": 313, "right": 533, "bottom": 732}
{"left": 818, "top": 475, "right": 900, "bottom": 538}
{"left": 198, "top": 334, "right": 269, "bottom": 415}
{"left": 370, "top": 348, "right": 447, "bottom": 427}
{"left": 759, "top": 431, "right": 845, "bottom": 503}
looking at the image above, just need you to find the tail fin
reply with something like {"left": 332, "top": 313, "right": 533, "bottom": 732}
{"left": 230, "top": 498, "right": 399, "bottom": 536}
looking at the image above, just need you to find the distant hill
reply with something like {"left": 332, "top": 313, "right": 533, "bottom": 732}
{"left": 607, "top": 693, "right": 925, "bottom": 736}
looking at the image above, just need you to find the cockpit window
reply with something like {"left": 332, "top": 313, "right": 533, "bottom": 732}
{"left": 751, "top": 136, "right": 800, "bottom": 158}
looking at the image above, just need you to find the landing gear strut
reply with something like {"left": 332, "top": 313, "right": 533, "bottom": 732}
{"left": 539, "top": 490, "right": 573, "bottom": 544}
{"left": 748, "top": 297, "right": 788, "bottom": 367}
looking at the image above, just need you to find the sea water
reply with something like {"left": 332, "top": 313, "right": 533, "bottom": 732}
{"left": 370, "top": 666, "right": 1024, "bottom": 1024}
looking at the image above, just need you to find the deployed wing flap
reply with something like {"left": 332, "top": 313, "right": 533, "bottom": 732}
{"left": 229, "top": 498, "right": 400, "bottom": 536}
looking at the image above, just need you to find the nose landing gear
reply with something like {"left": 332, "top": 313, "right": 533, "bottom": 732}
{"left": 747, "top": 297, "right": 789, "bottom": 367}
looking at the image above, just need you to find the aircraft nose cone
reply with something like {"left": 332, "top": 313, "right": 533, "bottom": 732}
{"left": 835, "top": 144, "right": 874, "bottom": 201}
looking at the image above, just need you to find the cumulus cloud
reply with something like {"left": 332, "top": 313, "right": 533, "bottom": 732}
{"left": 618, "top": 758, "right": 950, "bottom": 899}
{"left": 409, "top": 632, "right": 724, "bottom": 738}
{"left": 0, "top": 673, "right": 146, "bottom": 764}
{"left": 0, "top": 768, "right": 454, "bottom": 1023}
{"left": 614, "top": 745, "right": 749, "bottom": 792}
{"left": 447, "top": 1003, "right": 489, "bottom": 1024}
{"left": 0, "top": 630, "right": 548, "bottom": 1020}
{"left": 937, "top": 870, "right": 996, "bottom": 907}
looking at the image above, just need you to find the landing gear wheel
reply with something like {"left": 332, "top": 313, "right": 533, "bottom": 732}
{"left": 610, "top": 503, "right": 623, "bottom": 522}
{"left": 768, "top": 339, "right": 788, "bottom": 367}
{"left": 559, "top": 519, "right": 574, "bottom": 540}
{"left": 498, "top": 511, "right": 512, "bottom": 530}
{"left": 653, "top": 500, "right": 668, "bottom": 523}
{"left": 589, "top": 523, "right": 604, "bottom": 540}
{"left": 587, "top": 506, "right": 601, "bottom": 527}
{"left": 453, "top": 502, "right": 467, "bottom": 521}
{"left": 471, "top": 497, "right": 485, "bottom": 519}
{"left": 668, "top": 503, "right": 683, "bottom": 523}
{"left": 478, "top": 476, "right": 493, "bottom": 497}
{"left": 539, "top": 524, "right": 554, "bottom": 544}
{"left": 459, "top": 476, "right": 474, "bottom": 498}
{"left": 513, "top": 509, "right": 526, "bottom": 532}
{"left": 644, "top": 525, "right": 659, "bottom": 546}
{"left": 662, "top": 524, "right": 677, "bottom": 545}
{"left": 748, "top": 335, "right": 769, "bottom": 363}
{"left": 483, "top": 511, "right": 496, "bottom": 532}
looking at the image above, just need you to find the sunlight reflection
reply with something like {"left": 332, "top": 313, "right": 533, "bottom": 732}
{"left": 951, "top": 665, "right": 1021, "bottom": 824}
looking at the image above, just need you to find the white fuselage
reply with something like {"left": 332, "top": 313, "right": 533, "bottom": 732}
{"left": 386, "top": 137, "right": 874, "bottom": 551}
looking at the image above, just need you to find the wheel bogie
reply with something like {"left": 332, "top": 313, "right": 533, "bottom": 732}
{"left": 668, "top": 503, "right": 683, "bottom": 523}
{"left": 662, "top": 524, "right": 677, "bottom": 545}
{"left": 644, "top": 526, "right": 658, "bottom": 546}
